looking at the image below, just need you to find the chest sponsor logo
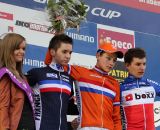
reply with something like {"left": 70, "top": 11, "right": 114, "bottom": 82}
{"left": 46, "top": 73, "right": 58, "bottom": 78}
{"left": 90, "top": 74, "right": 102, "bottom": 78}
{"left": 61, "top": 77, "right": 69, "bottom": 82}
{"left": 125, "top": 94, "right": 133, "bottom": 101}
{"left": 61, "top": 74, "right": 69, "bottom": 79}
{"left": 61, "top": 75, "right": 70, "bottom": 82}
{"left": 125, "top": 91, "right": 154, "bottom": 101}
{"left": 135, "top": 92, "right": 154, "bottom": 99}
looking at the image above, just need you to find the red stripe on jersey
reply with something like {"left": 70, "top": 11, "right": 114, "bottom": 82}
{"left": 40, "top": 88, "right": 70, "bottom": 95}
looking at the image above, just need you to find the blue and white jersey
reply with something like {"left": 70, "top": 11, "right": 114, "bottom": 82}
{"left": 27, "top": 63, "right": 74, "bottom": 130}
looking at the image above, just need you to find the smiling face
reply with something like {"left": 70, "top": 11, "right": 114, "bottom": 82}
{"left": 96, "top": 52, "right": 117, "bottom": 73}
{"left": 51, "top": 42, "right": 72, "bottom": 65}
{"left": 13, "top": 40, "right": 26, "bottom": 63}
{"left": 126, "top": 57, "right": 146, "bottom": 78}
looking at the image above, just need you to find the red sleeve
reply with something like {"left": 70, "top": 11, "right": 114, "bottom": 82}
{"left": 113, "top": 81, "right": 122, "bottom": 130}
{"left": 0, "top": 76, "right": 11, "bottom": 130}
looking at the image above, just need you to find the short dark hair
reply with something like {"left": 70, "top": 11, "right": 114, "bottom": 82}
{"left": 48, "top": 34, "right": 73, "bottom": 51}
{"left": 124, "top": 48, "right": 146, "bottom": 64}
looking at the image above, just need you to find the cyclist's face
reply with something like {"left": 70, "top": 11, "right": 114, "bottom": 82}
{"left": 96, "top": 52, "right": 117, "bottom": 73}
{"left": 51, "top": 42, "right": 72, "bottom": 65}
{"left": 126, "top": 57, "right": 146, "bottom": 78}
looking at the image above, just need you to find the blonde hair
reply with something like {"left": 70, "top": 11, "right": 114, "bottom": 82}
{"left": 0, "top": 33, "right": 26, "bottom": 79}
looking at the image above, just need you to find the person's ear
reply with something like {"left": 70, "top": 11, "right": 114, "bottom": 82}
{"left": 125, "top": 63, "right": 130, "bottom": 69}
{"left": 96, "top": 52, "right": 100, "bottom": 59}
{"left": 50, "top": 49, "right": 55, "bottom": 57}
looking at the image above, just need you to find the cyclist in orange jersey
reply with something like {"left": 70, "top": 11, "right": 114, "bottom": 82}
{"left": 45, "top": 41, "right": 123, "bottom": 130}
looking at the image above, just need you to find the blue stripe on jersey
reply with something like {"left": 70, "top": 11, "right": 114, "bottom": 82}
{"left": 80, "top": 86, "right": 115, "bottom": 100}
{"left": 113, "top": 102, "right": 120, "bottom": 106}
{"left": 39, "top": 80, "right": 72, "bottom": 89}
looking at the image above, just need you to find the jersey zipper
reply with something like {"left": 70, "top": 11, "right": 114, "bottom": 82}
{"left": 101, "top": 77, "right": 105, "bottom": 127}
{"left": 59, "top": 71, "right": 63, "bottom": 130}
{"left": 137, "top": 79, "right": 146, "bottom": 130}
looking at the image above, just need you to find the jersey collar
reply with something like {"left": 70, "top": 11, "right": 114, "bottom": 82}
{"left": 49, "top": 62, "right": 64, "bottom": 72}
{"left": 93, "top": 66, "right": 108, "bottom": 75}
{"left": 125, "top": 74, "right": 144, "bottom": 82}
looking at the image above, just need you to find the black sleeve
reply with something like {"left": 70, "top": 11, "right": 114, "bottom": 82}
{"left": 67, "top": 83, "right": 79, "bottom": 115}
{"left": 26, "top": 68, "right": 37, "bottom": 87}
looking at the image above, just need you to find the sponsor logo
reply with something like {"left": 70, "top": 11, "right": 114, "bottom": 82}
{"left": 23, "top": 58, "right": 45, "bottom": 67}
{"left": 66, "top": 31, "right": 95, "bottom": 44}
{"left": 105, "top": 37, "right": 133, "bottom": 50}
{"left": 61, "top": 77, "right": 69, "bottom": 82}
{"left": 0, "top": 11, "right": 13, "bottom": 20}
{"left": 85, "top": 5, "right": 121, "bottom": 19}
{"left": 61, "top": 75, "right": 69, "bottom": 79}
{"left": 34, "top": 93, "right": 41, "bottom": 120}
{"left": 135, "top": 92, "right": 154, "bottom": 99}
{"left": 103, "top": 0, "right": 160, "bottom": 14}
{"left": 46, "top": 73, "right": 58, "bottom": 78}
{"left": 147, "top": 79, "right": 160, "bottom": 86}
{"left": 139, "top": 0, "right": 160, "bottom": 7}
{"left": 125, "top": 94, "right": 133, "bottom": 101}
{"left": 125, "top": 91, "right": 154, "bottom": 101}
{"left": 154, "top": 101, "right": 160, "bottom": 127}
{"left": 90, "top": 74, "right": 102, "bottom": 78}
{"left": 155, "top": 106, "right": 160, "bottom": 115}
{"left": 61, "top": 75, "right": 70, "bottom": 82}
{"left": 15, "top": 20, "right": 53, "bottom": 34}
{"left": 98, "top": 28, "right": 134, "bottom": 53}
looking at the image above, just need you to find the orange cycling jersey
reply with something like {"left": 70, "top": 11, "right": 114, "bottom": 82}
{"left": 65, "top": 65, "right": 122, "bottom": 130}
